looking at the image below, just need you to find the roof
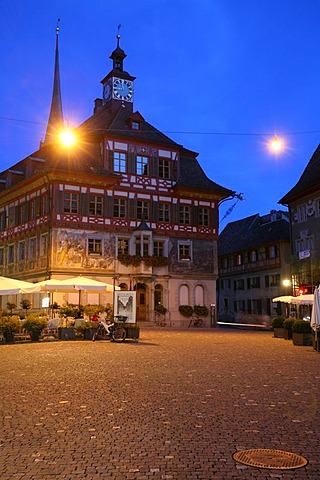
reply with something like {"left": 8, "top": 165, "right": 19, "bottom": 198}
{"left": 175, "top": 149, "right": 235, "bottom": 197}
{"left": 279, "top": 144, "right": 320, "bottom": 204}
{"left": 78, "top": 103, "right": 181, "bottom": 148}
{"left": 218, "top": 211, "right": 290, "bottom": 256}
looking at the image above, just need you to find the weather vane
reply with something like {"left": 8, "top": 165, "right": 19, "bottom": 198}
{"left": 117, "top": 24, "right": 121, "bottom": 47}
{"left": 56, "top": 18, "right": 61, "bottom": 35}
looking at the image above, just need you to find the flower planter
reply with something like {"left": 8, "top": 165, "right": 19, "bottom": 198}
{"left": 124, "top": 325, "right": 140, "bottom": 340}
{"left": 58, "top": 327, "right": 75, "bottom": 340}
{"left": 83, "top": 328, "right": 97, "bottom": 340}
{"left": 30, "top": 331, "right": 41, "bottom": 342}
{"left": 273, "top": 327, "right": 284, "bottom": 338}
{"left": 283, "top": 329, "right": 292, "bottom": 340}
{"left": 292, "top": 332, "right": 313, "bottom": 346}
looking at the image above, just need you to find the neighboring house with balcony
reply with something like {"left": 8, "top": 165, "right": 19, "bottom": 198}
{"left": 279, "top": 145, "right": 320, "bottom": 295}
{"left": 218, "top": 210, "right": 291, "bottom": 323}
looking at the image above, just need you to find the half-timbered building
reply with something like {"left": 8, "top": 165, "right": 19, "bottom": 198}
{"left": 0, "top": 32, "right": 234, "bottom": 326}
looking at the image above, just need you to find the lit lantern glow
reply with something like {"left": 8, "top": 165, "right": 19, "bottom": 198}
{"left": 59, "top": 130, "right": 76, "bottom": 146}
{"left": 269, "top": 135, "right": 283, "bottom": 152}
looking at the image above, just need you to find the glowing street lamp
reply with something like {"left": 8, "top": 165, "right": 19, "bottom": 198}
{"left": 59, "top": 129, "right": 76, "bottom": 146}
{"left": 269, "top": 135, "right": 283, "bottom": 153}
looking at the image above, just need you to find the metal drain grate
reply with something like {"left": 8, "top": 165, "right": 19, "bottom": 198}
{"left": 233, "top": 449, "right": 308, "bottom": 470}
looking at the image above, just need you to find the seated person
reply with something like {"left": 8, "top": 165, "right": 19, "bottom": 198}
{"left": 91, "top": 313, "right": 99, "bottom": 322}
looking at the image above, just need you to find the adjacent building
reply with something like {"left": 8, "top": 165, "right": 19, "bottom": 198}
{"left": 218, "top": 210, "right": 291, "bottom": 323}
{"left": 279, "top": 145, "right": 320, "bottom": 295}
{"left": 0, "top": 32, "right": 234, "bottom": 326}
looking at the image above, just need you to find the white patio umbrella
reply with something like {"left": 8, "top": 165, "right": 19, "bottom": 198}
{"left": 311, "top": 286, "right": 320, "bottom": 345}
{"left": 272, "top": 295, "right": 297, "bottom": 304}
{"left": 0, "top": 276, "right": 35, "bottom": 295}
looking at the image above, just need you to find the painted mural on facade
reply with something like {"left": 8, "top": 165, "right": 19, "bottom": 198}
{"left": 53, "top": 230, "right": 115, "bottom": 270}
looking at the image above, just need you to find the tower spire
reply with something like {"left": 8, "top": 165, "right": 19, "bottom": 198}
{"left": 43, "top": 19, "right": 64, "bottom": 144}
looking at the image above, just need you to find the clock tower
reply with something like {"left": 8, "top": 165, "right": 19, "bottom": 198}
{"left": 101, "top": 31, "right": 136, "bottom": 113}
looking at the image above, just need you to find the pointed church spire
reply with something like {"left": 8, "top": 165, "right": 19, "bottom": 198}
{"left": 44, "top": 19, "right": 64, "bottom": 144}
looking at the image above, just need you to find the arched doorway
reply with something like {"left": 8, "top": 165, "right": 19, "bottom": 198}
{"left": 134, "top": 283, "right": 147, "bottom": 322}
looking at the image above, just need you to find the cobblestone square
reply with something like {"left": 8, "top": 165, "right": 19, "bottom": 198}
{"left": 0, "top": 328, "right": 319, "bottom": 479}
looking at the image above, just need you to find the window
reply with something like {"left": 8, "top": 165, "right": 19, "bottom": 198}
{"left": 41, "top": 195, "right": 49, "bottom": 216}
{"left": 30, "top": 198, "right": 40, "bottom": 219}
{"left": 154, "top": 241, "right": 164, "bottom": 257}
{"left": 89, "top": 195, "right": 103, "bottom": 216}
{"left": 29, "top": 237, "right": 37, "bottom": 259}
{"left": 131, "top": 121, "right": 140, "bottom": 130}
{"left": 118, "top": 238, "right": 129, "bottom": 255}
{"left": 158, "top": 158, "right": 170, "bottom": 179}
{"left": 235, "top": 254, "right": 243, "bottom": 266}
{"left": 8, "top": 244, "right": 14, "bottom": 264}
{"left": 113, "top": 151, "right": 127, "bottom": 173}
{"left": 234, "top": 279, "right": 245, "bottom": 290}
{"left": 20, "top": 204, "right": 27, "bottom": 224}
{"left": 195, "top": 285, "right": 204, "bottom": 305}
{"left": 0, "top": 247, "right": 3, "bottom": 266}
{"left": 64, "top": 193, "right": 79, "bottom": 213}
{"left": 113, "top": 198, "right": 126, "bottom": 218}
{"left": 136, "top": 156, "right": 149, "bottom": 175}
{"left": 249, "top": 250, "right": 257, "bottom": 262}
{"left": 154, "top": 284, "right": 163, "bottom": 308}
{"left": 18, "top": 241, "right": 25, "bottom": 261}
{"left": 0, "top": 211, "right": 6, "bottom": 230}
{"left": 88, "top": 239, "right": 102, "bottom": 255}
{"left": 270, "top": 274, "right": 280, "bottom": 287}
{"left": 179, "top": 284, "right": 189, "bottom": 305}
{"left": 268, "top": 245, "right": 278, "bottom": 258}
{"left": 247, "top": 276, "right": 260, "bottom": 289}
{"left": 135, "top": 234, "right": 150, "bottom": 256}
{"left": 179, "top": 243, "right": 191, "bottom": 261}
{"left": 40, "top": 234, "right": 48, "bottom": 257}
{"left": 297, "top": 204, "right": 307, "bottom": 223}
{"left": 199, "top": 207, "right": 209, "bottom": 226}
{"left": 179, "top": 206, "right": 190, "bottom": 224}
{"left": 137, "top": 201, "right": 149, "bottom": 220}
{"left": 8, "top": 206, "right": 15, "bottom": 227}
{"left": 159, "top": 203, "right": 170, "bottom": 223}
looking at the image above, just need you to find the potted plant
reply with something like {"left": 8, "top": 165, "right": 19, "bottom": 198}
{"left": 20, "top": 298, "right": 32, "bottom": 316}
{"left": 6, "top": 302, "right": 17, "bottom": 315}
{"left": 23, "top": 314, "right": 47, "bottom": 342}
{"left": 283, "top": 317, "right": 295, "bottom": 340}
{"left": 292, "top": 319, "right": 313, "bottom": 346}
{"left": 271, "top": 316, "right": 285, "bottom": 338}
{"left": 178, "top": 305, "right": 194, "bottom": 317}
{"left": 155, "top": 304, "right": 167, "bottom": 326}
{"left": 0, "top": 315, "right": 21, "bottom": 343}
{"left": 193, "top": 305, "right": 209, "bottom": 317}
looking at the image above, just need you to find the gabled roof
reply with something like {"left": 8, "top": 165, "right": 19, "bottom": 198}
{"left": 218, "top": 211, "right": 290, "bottom": 256}
{"left": 78, "top": 104, "right": 181, "bottom": 148}
{"left": 279, "top": 144, "right": 320, "bottom": 204}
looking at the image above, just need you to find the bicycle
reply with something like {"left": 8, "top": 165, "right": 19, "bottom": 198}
{"left": 92, "top": 317, "right": 126, "bottom": 342}
{"left": 188, "top": 314, "right": 203, "bottom": 328}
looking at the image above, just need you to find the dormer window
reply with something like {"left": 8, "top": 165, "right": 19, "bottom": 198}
{"left": 131, "top": 121, "right": 140, "bottom": 130}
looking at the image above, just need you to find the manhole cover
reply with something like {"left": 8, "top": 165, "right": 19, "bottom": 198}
{"left": 233, "top": 449, "right": 308, "bottom": 470}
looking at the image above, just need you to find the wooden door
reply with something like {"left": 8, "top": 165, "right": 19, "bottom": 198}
{"left": 135, "top": 283, "right": 147, "bottom": 322}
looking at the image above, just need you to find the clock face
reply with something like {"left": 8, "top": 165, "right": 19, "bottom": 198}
{"left": 113, "top": 78, "right": 133, "bottom": 101}
{"left": 103, "top": 82, "right": 111, "bottom": 101}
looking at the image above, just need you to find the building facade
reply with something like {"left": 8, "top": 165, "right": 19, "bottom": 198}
{"left": 218, "top": 210, "right": 291, "bottom": 323}
{"left": 0, "top": 34, "right": 234, "bottom": 326}
{"left": 279, "top": 144, "right": 320, "bottom": 295}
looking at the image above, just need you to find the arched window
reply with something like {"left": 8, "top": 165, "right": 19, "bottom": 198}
{"left": 154, "top": 284, "right": 163, "bottom": 308}
{"left": 179, "top": 284, "right": 189, "bottom": 305}
{"left": 119, "top": 283, "right": 128, "bottom": 291}
{"left": 195, "top": 285, "right": 204, "bottom": 305}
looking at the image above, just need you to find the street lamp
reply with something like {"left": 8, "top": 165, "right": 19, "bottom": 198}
{"left": 269, "top": 135, "right": 283, "bottom": 153}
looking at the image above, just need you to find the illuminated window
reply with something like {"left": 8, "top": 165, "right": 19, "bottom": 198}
{"left": 154, "top": 241, "right": 164, "bottom": 257}
{"left": 118, "top": 238, "right": 129, "bottom": 255}
{"left": 113, "top": 151, "right": 127, "bottom": 173}
{"left": 135, "top": 235, "right": 150, "bottom": 257}
{"left": 136, "top": 156, "right": 149, "bottom": 175}
{"left": 178, "top": 243, "right": 191, "bottom": 261}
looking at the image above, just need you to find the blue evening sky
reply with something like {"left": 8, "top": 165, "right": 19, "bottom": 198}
{"left": 1, "top": 0, "right": 320, "bottom": 228}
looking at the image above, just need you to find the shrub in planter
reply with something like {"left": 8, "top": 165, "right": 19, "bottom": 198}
{"left": 0, "top": 315, "right": 21, "bottom": 343}
{"left": 193, "top": 305, "right": 209, "bottom": 317}
{"left": 283, "top": 317, "right": 295, "bottom": 339}
{"left": 292, "top": 319, "right": 313, "bottom": 346}
{"left": 155, "top": 304, "right": 167, "bottom": 315}
{"left": 271, "top": 316, "right": 285, "bottom": 328}
{"left": 178, "top": 305, "right": 194, "bottom": 317}
{"left": 23, "top": 315, "right": 48, "bottom": 342}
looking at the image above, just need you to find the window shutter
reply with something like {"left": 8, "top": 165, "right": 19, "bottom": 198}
{"left": 105, "top": 196, "right": 113, "bottom": 218}
{"left": 128, "top": 152, "right": 135, "bottom": 174}
{"left": 80, "top": 193, "right": 88, "bottom": 215}
{"left": 193, "top": 205, "right": 199, "bottom": 225}
{"left": 128, "top": 198, "right": 135, "bottom": 219}
{"left": 265, "top": 275, "right": 269, "bottom": 287}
